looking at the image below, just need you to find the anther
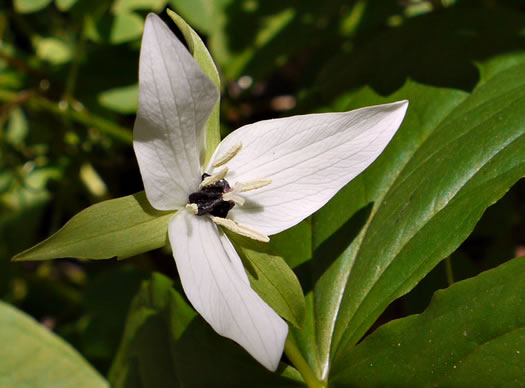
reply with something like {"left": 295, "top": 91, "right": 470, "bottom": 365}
{"left": 212, "top": 142, "right": 243, "bottom": 167}
{"left": 185, "top": 203, "right": 198, "bottom": 214}
{"left": 201, "top": 167, "right": 228, "bottom": 187}
{"left": 211, "top": 217, "right": 270, "bottom": 243}
{"left": 239, "top": 179, "right": 272, "bottom": 192}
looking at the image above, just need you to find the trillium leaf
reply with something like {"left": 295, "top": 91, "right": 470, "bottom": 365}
{"left": 109, "top": 273, "right": 305, "bottom": 387}
{"left": 13, "top": 191, "right": 173, "bottom": 261}
{"left": 0, "top": 301, "right": 108, "bottom": 388}
{"left": 227, "top": 231, "right": 306, "bottom": 329}
{"left": 330, "top": 256, "right": 525, "bottom": 387}
{"left": 281, "top": 63, "right": 525, "bottom": 379}
{"left": 167, "top": 9, "right": 221, "bottom": 167}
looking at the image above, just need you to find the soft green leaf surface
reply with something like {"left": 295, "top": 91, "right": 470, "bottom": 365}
{"left": 0, "top": 300, "right": 108, "bottom": 388}
{"left": 13, "top": 192, "right": 173, "bottom": 261}
{"left": 13, "top": 0, "right": 52, "bottom": 13}
{"left": 54, "top": 0, "right": 78, "bottom": 11}
{"left": 227, "top": 232, "right": 306, "bottom": 328}
{"left": 331, "top": 256, "right": 525, "bottom": 387}
{"left": 285, "top": 63, "right": 525, "bottom": 380}
{"left": 109, "top": 273, "right": 305, "bottom": 388}
{"left": 112, "top": 0, "right": 167, "bottom": 13}
{"left": 109, "top": 12, "right": 144, "bottom": 44}
{"left": 98, "top": 84, "right": 138, "bottom": 114}
{"left": 167, "top": 9, "right": 221, "bottom": 167}
{"left": 35, "top": 37, "right": 72, "bottom": 65}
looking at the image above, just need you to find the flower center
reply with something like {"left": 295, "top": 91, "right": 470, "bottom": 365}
{"left": 188, "top": 173, "right": 234, "bottom": 218}
{"left": 184, "top": 142, "right": 272, "bottom": 243}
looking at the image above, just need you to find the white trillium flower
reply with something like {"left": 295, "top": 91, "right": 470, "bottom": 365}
{"left": 134, "top": 14, "right": 408, "bottom": 371}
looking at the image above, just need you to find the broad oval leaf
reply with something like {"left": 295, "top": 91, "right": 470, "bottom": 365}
{"left": 330, "top": 256, "right": 525, "bottom": 387}
{"left": 0, "top": 301, "right": 108, "bottom": 388}
{"left": 285, "top": 63, "right": 525, "bottom": 380}
{"left": 13, "top": 191, "right": 173, "bottom": 261}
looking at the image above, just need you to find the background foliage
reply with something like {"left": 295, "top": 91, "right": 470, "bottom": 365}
{"left": 1, "top": 0, "right": 524, "bottom": 386}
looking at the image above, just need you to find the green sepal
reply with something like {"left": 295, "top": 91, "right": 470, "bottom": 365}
{"left": 13, "top": 191, "right": 173, "bottom": 261}
{"left": 167, "top": 8, "right": 221, "bottom": 168}
{"left": 227, "top": 231, "right": 306, "bottom": 329}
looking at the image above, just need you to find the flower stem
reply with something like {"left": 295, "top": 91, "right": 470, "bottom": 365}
{"left": 284, "top": 338, "right": 326, "bottom": 388}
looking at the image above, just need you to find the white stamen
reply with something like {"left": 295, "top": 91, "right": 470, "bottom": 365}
{"left": 201, "top": 167, "right": 228, "bottom": 187}
{"left": 211, "top": 217, "right": 269, "bottom": 243}
{"left": 222, "top": 182, "right": 245, "bottom": 206}
{"left": 239, "top": 179, "right": 272, "bottom": 192}
{"left": 185, "top": 203, "right": 198, "bottom": 214}
{"left": 212, "top": 142, "right": 243, "bottom": 167}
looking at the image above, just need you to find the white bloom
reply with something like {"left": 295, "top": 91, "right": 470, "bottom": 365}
{"left": 133, "top": 13, "right": 408, "bottom": 371}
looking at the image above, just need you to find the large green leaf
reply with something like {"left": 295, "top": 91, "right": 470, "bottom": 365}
{"left": 284, "top": 63, "right": 525, "bottom": 381}
{"left": 167, "top": 9, "right": 221, "bottom": 167}
{"left": 227, "top": 232, "right": 306, "bottom": 328}
{"left": 109, "top": 273, "right": 305, "bottom": 388}
{"left": 330, "top": 256, "right": 525, "bottom": 387}
{"left": 0, "top": 300, "right": 108, "bottom": 388}
{"left": 13, "top": 192, "right": 173, "bottom": 261}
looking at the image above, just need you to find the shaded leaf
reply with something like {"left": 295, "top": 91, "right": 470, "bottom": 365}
{"left": 0, "top": 301, "right": 108, "bottom": 388}
{"left": 109, "top": 273, "right": 305, "bottom": 388}
{"left": 331, "top": 256, "right": 525, "bottom": 387}
{"left": 13, "top": 192, "right": 173, "bottom": 261}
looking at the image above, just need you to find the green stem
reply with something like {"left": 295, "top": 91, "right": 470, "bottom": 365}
{"left": 444, "top": 256, "right": 454, "bottom": 286}
{"left": 0, "top": 89, "right": 132, "bottom": 144}
{"left": 285, "top": 338, "right": 326, "bottom": 388}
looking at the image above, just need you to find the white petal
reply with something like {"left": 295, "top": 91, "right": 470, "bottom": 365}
{"left": 208, "top": 101, "right": 408, "bottom": 235}
{"left": 168, "top": 212, "right": 288, "bottom": 371}
{"left": 133, "top": 14, "right": 219, "bottom": 210}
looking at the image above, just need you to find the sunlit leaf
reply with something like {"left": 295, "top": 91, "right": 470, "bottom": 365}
{"left": 54, "top": 0, "right": 78, "bottom": 11}
{"left": 13, "top": 192, "right": 173, "bottom": 261}
{"left": 0, "top": 301, "right": 108, "bottom": 388}
{"left": 330, "top": 256, "right": 525, "bottom": 387}
{"left": 283, "top": 63, "right": 525, "bottom": 379}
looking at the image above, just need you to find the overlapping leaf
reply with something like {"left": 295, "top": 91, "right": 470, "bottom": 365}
{"left": 330, "top": 256, "right": 525, "bottom": 387}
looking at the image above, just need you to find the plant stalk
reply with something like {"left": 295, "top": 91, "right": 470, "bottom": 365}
{"left": 284, "top": 338, "right": 326, "bottom": 388}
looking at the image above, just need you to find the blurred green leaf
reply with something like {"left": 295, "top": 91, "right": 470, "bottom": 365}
{"left": 13, "top": 192, "right": 173, "bottom": 261}
{"left": 54, "top": 0, "right": 78, "bottom": 11}
{"left": 112, "top": 0, "right": 167, "bottom": 13}
{"left": 98, "top": 84, "right": 138, "bottom": 114}
{"left": 109, "top": 12, "right": 144, "bottom": 44}
{"left": 285, "top": 63, "right": 525, "bottom": 380}
{"left": 6, "top": 107, "right": 28, "bottom": 145}
{"left": 330, "top": 256, "right": 525, "bottom": 387}
{"left": 228, "top": 232, "right": 305, "bottom": 328}
{"left": 167, "top": 9, "right": 221, "bottom": 167}
{"left": 35, "top": 37, "right": 72, "bottom": 65}
{"left": 13, "top": 0, "right": 52, "bottom": 13}
{"left": 109, "top": 273, "right": 305, "bottom": 387}
{"left": 0, "top": 300, "right": 108, "bottom": 388}
{"left": 168, "top": 0, "right": 216, "bottom": 34}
